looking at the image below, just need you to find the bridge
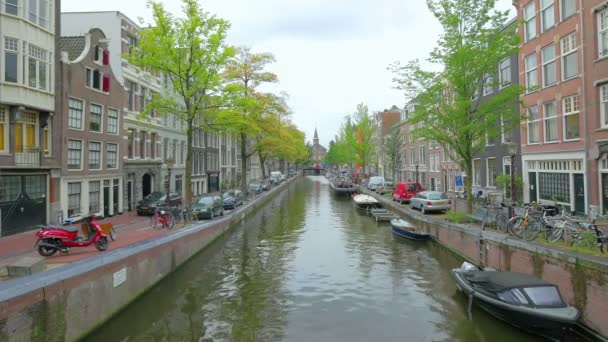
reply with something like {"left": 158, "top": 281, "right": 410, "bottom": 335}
{"left": 302, "top": 168, "right": 327, "bottom": 176}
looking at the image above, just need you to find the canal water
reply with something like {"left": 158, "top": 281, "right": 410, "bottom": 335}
{"left": 86, "top": 176, "right": 562, "bottom": 341}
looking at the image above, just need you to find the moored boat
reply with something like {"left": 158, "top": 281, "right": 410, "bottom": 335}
{"left": 330, "top": 176, "right": 358, "bottom": 195}
{"left": 452, "top": 262, "right": 579, "bottom": 341}
{"left": 389, "top": 218, "right": 430, "bottom": 240}
{"left": 352, "top": 194, "right": 380, "bottom": 209}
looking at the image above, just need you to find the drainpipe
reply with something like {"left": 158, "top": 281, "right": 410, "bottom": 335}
{"left": 579, "top": 0, "right": 590, "bottom": 214}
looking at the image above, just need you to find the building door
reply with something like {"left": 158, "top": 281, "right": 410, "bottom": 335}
{"left": 103, "top": 184, "right": 110, "bottom": 217}
{"left": 528, "top": 172, "right": 537, "bottom": 203}
{"left": 142, "top": 174, "right": 152, "bottom": 198}
{"left": 603, "top": 174, "right": 608, "bottom": 214}
{"left": 113, "top": 179, "right": 119, "bottom": 214}
{"left": 430, "top": 178, "right": 436, "bottom": 191}
{"left": 574, "top": 174, "right": 585, "bottom": 215}
{"left": 0, "top": 175, "right": 47, "bottom": 237}
{"left": 127, "top": 181, "right": 132, "bottom": 211}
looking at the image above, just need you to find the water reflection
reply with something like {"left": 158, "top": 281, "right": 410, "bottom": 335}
{"left": 86, "top": 177, "right": 556, "bottom": 341}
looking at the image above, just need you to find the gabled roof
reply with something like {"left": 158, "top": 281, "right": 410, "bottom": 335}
{"left": 60, "top": 36, "right": 86, "bottom": 61}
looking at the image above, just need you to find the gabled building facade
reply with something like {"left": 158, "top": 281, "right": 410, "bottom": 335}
{"left": 58, "top": 28, "right": 124, "bottom": 219}
{"left": 0, "top": 0, "right": 61, "bottom": 235}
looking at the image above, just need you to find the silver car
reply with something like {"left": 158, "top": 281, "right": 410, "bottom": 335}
{"left": 410, "top": 191, "right": 451, "bottom": 214}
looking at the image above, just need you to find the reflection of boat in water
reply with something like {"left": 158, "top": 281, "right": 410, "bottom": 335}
{"left": 390, "top": 218, "right": 431, "bottom": 240}
{"left": 330, "top": 176, "right": 358, "bottom": 195}
{"left": 452, "top": 262, "right": 579, "bottom": 342}
{"left": 352, "top": 194, "right": 380, "bottom": 209}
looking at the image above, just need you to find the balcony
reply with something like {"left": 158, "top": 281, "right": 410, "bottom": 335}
{"left": 15, "top": 151, "right": 41, "bottom": 167}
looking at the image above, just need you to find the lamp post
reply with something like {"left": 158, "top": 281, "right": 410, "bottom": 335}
{"left": 415, "top": 163, "right": 419, "bottom": 184}
{"left": 505, "top": 142, "right": 518, "bottom": 218}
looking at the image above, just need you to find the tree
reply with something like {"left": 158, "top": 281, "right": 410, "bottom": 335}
{"left": 127, "top": 0, "right": 233, "bottom": 208}
{"left": 223, "top": 47, "right": 278, "bottom": 193}
{"left": 390, "top": 0, "right": 521, "bottom": 213}
{"left": 352, "top": 103, "right": 376, "bottom": 174}
{"left": 383, "top": 126, "right": 404, "bottom": 181}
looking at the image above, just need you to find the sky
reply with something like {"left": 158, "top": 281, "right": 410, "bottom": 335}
{"left": 61, "top": 0, "right": 515, "bottom": 147}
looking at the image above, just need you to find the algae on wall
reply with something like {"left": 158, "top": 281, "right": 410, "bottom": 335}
{"left": 571, "top": 259, "right": 588, "bottom": 319}
{"left": 532, "top": 251, "right": 544, "bottom": 277}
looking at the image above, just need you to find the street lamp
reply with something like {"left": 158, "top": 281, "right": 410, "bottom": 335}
{"left": 415, "top": 163, "right": 419, "bottom": 184}
{"left": 505, "top": 141, "right": 518, "bottom": 217}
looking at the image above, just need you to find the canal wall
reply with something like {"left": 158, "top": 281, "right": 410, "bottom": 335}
{"left": 0, "top": 178, "right": 298, "bottom": 341}
{"left": 368, "top": 192, "right": 608, "bottom": 340}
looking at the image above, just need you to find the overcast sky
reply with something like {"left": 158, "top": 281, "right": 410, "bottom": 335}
{"left": 62, "top": 0, "right": 515, "bottom": 147}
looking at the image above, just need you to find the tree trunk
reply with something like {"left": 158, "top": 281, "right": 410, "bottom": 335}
{"left": 203, "top": 130, "right": 209, "bottom": 193}
{"left": 185, "top": 122, "right": 193, "bottom": 209}
{"left": 259, "top": 152, "right": 266, "bottom": 179}
{"left": 465, "top": 166, "right": 473, "bottom": 214}
{"left": 240, "top": 133, "right": 248, "bottom": 195}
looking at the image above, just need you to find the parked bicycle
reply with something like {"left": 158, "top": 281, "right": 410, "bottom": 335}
{"left": 506, "top": 204, "right": 541, "bottom": 237}
{"left": 173, "top": 207, "right": 198, "bottom": 225}
{"left": 151, "top": 207, "right": 175, "bottom": 229}
{"left": 569, "top": 207, "right": 608, "bottom": 252}
{"left": 480, "top": 202, "right": 508, "bottom": 233}
{"left": 521, "top": 205, "right": 563, "bottom": 242}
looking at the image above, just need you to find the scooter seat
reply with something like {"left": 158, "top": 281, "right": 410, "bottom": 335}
{"left": 46, "top": 226, "right": 79, "bottom": 233}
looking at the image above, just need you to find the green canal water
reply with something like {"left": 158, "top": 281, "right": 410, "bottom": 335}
{"left": 85, "top": 176, "right": 581, "bottom": 341}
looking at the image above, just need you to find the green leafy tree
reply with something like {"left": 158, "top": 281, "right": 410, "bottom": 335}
{"left": 390, "top": 0, "right": 521, "bottom": 213}
{"left": 223, "top": 47, "right": 278, "bottom": 193}
{"left": 352, "top": 103, "right": 376, "bottom": 174}
{"left": 127, "top": 0, "right": 233, "bottom": 207}
{"left": 383, "top": 126, "right": 404, "bottom": 181}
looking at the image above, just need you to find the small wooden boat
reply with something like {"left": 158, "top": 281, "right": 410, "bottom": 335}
{"left": 352, "top": 194, "right": 380, "bottom": 209}
{"left": 390, "top": 218, "right": 431, "bottom": 240}
{"left": 330, "top": 177, "right": 358, "bottom": 195}
{"left": 452, "top": 262, "right": 579, "bottom": 341}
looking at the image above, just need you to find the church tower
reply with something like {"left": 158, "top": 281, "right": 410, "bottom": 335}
{"left": 313, "top": 128, "right": 319, "bottom": 146}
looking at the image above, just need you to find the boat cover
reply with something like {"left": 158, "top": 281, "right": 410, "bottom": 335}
{"left": 390, "top": 218, "right": 414, "bottom": 229}
{"left": 463, "top": 271, "right": 552, "bottom": 292}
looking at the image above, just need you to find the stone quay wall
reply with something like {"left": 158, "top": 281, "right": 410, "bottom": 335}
{"left": 0, "top": 177, "right": 297, "bottom": 341}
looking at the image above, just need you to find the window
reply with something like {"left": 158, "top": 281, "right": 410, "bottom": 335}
{"left": 487, "top": 158, "right": 496, "bottom": 187}
{"left": 85, "top": 68, "right": 103, "bottom": 91}
{"left": 410, "top": 147, "right": 416, "bottom": 165}
{"left": 14, "top": 112, "right": 36, "bottom": 153}
{"left": 90, "top": 104, "right": 102, "bottom": 132}
{"left": 89, "top": 181, "right": 100, "bottom": 213}
{"left": 127, "top": 35, "right": 138, "bottom": 54}
{"left": 601, "top": 85, "right": 608, "bottom": 128}
{"left": 150, "top": 133, "right": 156, "bottom": 159}
{"left": 88, "top": 142, "right": 101, "bottom": 170}
{"left": 68, "top": 182, "right": 81, "bottom": 217}
{"left": 180, "top": 141, "right": 185, "bottom": 164}
{"left": 599, "top": 8, "right": 608, "bottom": 58}
{"left": 106, "top": 143, "right": 118, "bottom": 168}
{"left": 140, "top": 131, "right": 146, "bottom": 159}
{"left": 127, "top": 80, "right": 137, "bottom": 111}
{"left": 563, "top": 95, "right": 580, "bottom": 140}
{"left": 140, "top": 87, "right": 147, "bottom": 113}
{"left": 108, "top": 108, "right": 118, "bottom": 134}
{"left": 173, "top": 139, "right": 177, "bottom": 161}
{"left": 561, "top": 33, "right": 577, "bottom": 80}
{"left": 68, "top": 98, "right": 83, "bottom": 129}
{"left": 483, "top": 74, "right": 493, "bottom": 95}
{"left": 541, "top": 0, "right": 554, "bottom": 32}
{"left": 527, "top": 105, "right": 540, "bottom": 144}
{"left": 539, "top": 172, "right": 569, "bottom": 202}
{"left": 5, "top": 0, "right": 18, "bottom": 15}
{"left": 523, "top": 286, "right": 564, "bottom": 307}
{"left": 28, "top": 44, "right": 48, "bottom": 90}
{"left": 419, "top": 145, "right": 426, "bottom": 165}
{"left": 525, "top": 53, "right": 538, "bottom": 91}
{"left": 543, "top": 101, "right": 558, "bottom": 142}
{"left": 67, "top": 140, "right": 82, "bottom": 170}
{"left": 93, "top": 45, "right": 102, "bottom": 63}
{"left": 473, "top": 159, "right": 481, "bottom": 186}
{"left": 0, "top": 107, "right": 7, "bottom": 152}
{"left": 561, "top": 0, "right": 575, "bottom": 20}
{"left": 127, "top": 129, "right": 135, "bottom": 159}
{"left": 163, "top": 138, "right": 169, "bottom": 161}
{"left": 4, "top": 37, "right": 18, "bottom": 83}
{"left": 175, "top": 175, "right": 183, "bottom": 194}
{"left": 28, "top": 0, "right": 48, "bottom": 28}
{"left": 42, "top": 121, "right": 50, "bottom": 156}
{"left": 499, "top": 58, "right": 511, "bottom": 88}
{"left": 524, "top": 2, "right": 537, "bottom": 42}
{"left": 542, "top": 44, "right": 556, "bottom": 87}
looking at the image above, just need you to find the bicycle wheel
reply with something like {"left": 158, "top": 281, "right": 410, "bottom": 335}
{"left": 507, "top": 216, "right": 525, "bottom": 237}
{"left": 495, "top": 213, "right": 509, "bottom": 233}
{"left": 153, "top": 216, "right": 162, "bottom": 230}
{"left": 522, "top": 220, "right": 541, "bottom": 241}
{"left": 166, "top": 214, "right": 176, "bottom": 229}
{"left": 547, "top": 221, "right": 565, "bottom": 243}
{"left": 571, "top": 230, "right": 596, "bottom": 250}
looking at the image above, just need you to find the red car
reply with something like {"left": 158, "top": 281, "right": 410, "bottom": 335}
{"left": 392, "top": 182, "right": 423, "bottom": 204}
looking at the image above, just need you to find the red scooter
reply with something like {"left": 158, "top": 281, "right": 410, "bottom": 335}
{"left": 35, "top": 214, "right": 109, "bottom": 257}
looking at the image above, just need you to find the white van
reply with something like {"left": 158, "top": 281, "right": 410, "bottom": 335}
{"left": 367, "top": 176, "right": 385, "bottom": 191}
{"left": 270, "top": 171, "right": 282, "bottom": 183}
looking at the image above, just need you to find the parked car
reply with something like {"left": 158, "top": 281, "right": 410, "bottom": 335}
{"left": 223, "top": 190, "right": 243, "bottom": 209}
{"left": 192, "top": 195, "right": 223, "bottom": 219}
{"left": 392, "top": 182, "right": 423, "bottom": 204}
{"left": 367, "top": 176, "right": 385, "bottom": 192}
{"left": 150, "top": 192, "right": 182, "bottom": 211}
{"left": 376, "top": 179, "right": 394, "bottom": 195}
{"left": 136, "top": 192, "right": 164, "bottom": 215}
{"left": 248, "top": 181, "right": 263, "bottom": 194}
{"left": 270, "top": 171, "right": 282, "bottom": 184}
{"left": 410, "top": 191, "right": 451, "bottom": 214}
{"left": 260, "top": 180, "right": 271, "bottom": 191}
